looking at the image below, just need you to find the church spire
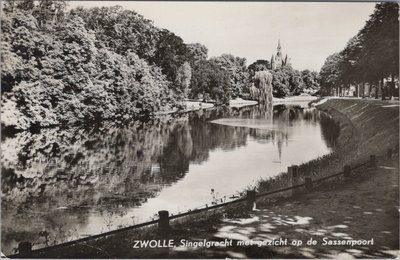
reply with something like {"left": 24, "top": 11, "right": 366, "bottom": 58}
{"left": 271, "top": 54, "right": 275, "bottom": 70}
{"left": 276, "top": 39, "right": 282, "bottom": 58}
{"left": 269, "top": 39, "right": 288, "bottom": 70}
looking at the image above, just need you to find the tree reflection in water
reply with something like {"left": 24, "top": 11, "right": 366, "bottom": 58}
{"left": 1, "top": 104, "right": 338, "bottom": 254}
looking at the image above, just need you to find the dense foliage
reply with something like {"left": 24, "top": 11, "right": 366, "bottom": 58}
{"left": 248, "top": 61, "right": 319, "bottom": 98}
{"left": 1, "top": 1, "right": 199, "bottom": 130}
{"left": 209, "top": 54, "right": 250, "bottom": 98}
{"left": 1, "top": 0, "right": 324, "bottom": 131}
{"left": 1, "top": 3, "right": 179, "bottom": 130}
{"left": 319, "top": 3, "right": 399, "bottom": 97}
{"left": 190, "top": 60, "right": 231, "bottom": 104}
{"left": 248, "top": 60, "right": 270, "bottom": 76}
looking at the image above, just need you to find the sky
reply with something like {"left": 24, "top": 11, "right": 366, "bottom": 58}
{"left": 68, "top": 1, "right": 376, "bottom": 71}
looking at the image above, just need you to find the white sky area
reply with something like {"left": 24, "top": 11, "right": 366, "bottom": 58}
{"left": 68, "top": 1, "right": 376, "bottom": 71}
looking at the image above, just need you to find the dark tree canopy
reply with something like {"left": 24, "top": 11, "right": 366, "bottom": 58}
{"left": 319, "top": 3, "right": 399, "bottom": 95}
{"left": 248, "top": 60, "right": 270, "bottom": 75}
{"left": 149, "top": 29, "right": 191, "bottom": 83}
{"left": 210, "top": 54, "right": 250, "bottom": 98}
{"left": 190, "top": 60, "right": 232, "bottom": 104}
{"left": 186, "top": 43, "right": 208, "bottom": 65}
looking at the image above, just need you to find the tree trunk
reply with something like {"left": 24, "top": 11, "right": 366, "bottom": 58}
{"left": 381, "top": 78, "right": 385, "bottom": 100}
{"left": 368, "top": 83, "right": 372, "bottom": 97}
{"left": 391, "top": 74, "right": 395, "bottom": 100}
{"left": 361, "top": 82, "right": 365, "bottom": 98}
{"left": 375, "top": 82, "right": 379, "bottom": 99}
{"left": 348, "top": 84, "right": 351, "bottom": 97}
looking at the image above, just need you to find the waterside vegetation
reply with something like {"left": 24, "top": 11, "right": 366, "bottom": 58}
{"left": 2, "top": 1, "right": 319, "bottom": 131}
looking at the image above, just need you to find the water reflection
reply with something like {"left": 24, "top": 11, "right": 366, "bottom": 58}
{"left": 1, "top": 104, "right": 338, "bottom": 254}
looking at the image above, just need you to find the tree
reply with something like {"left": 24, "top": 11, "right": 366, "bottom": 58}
{"left": 2, "top": 0, "right": 16, "bottom": 12}
{"left": 149, "top": 29, "right": 190, "bottom": 84}
{"left": 16, "top": 0, "right": 35, "bottom": 11}
{"left": 271, "top": 67, "right": 290, "bottom": 97}
{"left": 319, "top": 3, "right": 399, "bottom": 97}
{"left": 248, "top": 60, "right": 270, "bottom": 76}
{"left": 1, "top": 5, "right": 178, "bottom": 130}
{"left": 270, "top": 65, "right": 307, "bottom": 97}
{"left": 301, "top": 69, "right": 320, "bottom": 94}
{"left": 71, "top": 6, "right": 160, "bottom": 60}
{"left": 357, "top": 3, "right": 398, "bottom": 82}
{"left": 190, "top": 60, "right": 231, "bottom": 104}
{"left": 175, "top": 62, "right": 192, "bottom": 99}
{"left": 319, "top": 53, "right": 344, "bottom": 95}
{"left": 34, "top": 0, "right": 67, "bottom": 27}
{"left": 339, "top": 35, "right": 363, "bottom": 84}
{"left": 1, "top": 9, "right": 42, "bottom": 92}
{"left": 210, "top": 54, "right": 250, "bottom": 98}
{"left": 248, "top": 59, "right": 317, "bottom": 98}
{"left": 5, "top": 0, "right": 68, "bottom": 26}
{"left": 186, "top": 43, "right": 208, "bottom": 65}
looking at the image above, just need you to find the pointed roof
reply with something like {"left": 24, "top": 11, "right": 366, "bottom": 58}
{"left": 276, "top": 39, "right": 282, "bottom": 58}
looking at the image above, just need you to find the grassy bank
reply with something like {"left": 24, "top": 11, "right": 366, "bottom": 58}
{"left": 16, "top": 98, "right": 399, "bottom": 258}
{"left": 257, "top": 98, "right": 399, "bottom": 198}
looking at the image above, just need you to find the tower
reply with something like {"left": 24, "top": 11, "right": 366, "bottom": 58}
{"left": 275, "top": 39, "right": 283, "bottom": 68}
{"left": 270, "top": 39, "right": 288, "bottom": 69}
{"left": 277, "top": 39, "right": 282, "bottom": 54}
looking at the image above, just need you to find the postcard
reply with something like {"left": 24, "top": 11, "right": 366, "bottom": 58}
{"left": 1, "top": 1, "right": 398, "bottom": 259}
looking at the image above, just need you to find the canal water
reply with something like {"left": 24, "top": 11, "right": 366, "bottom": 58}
{"left": 1, "top": 102, "right": 339, "bottom": 254}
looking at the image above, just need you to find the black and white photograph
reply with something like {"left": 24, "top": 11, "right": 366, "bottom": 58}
{"left": 1, "top": 0, "right": 399, "bottom": 259}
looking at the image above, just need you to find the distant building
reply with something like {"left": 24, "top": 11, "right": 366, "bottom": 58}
{"left": 270, "top": 40, "right": 290, "bottom": 69}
